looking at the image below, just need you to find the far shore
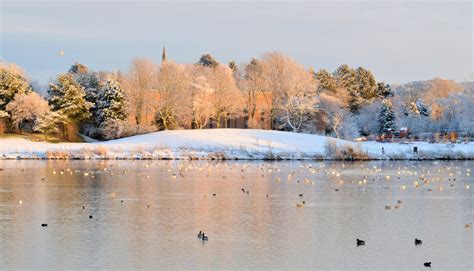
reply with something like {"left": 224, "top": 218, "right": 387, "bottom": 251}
{"left": 1, "top": 129, "right": 473, "bottom": 161}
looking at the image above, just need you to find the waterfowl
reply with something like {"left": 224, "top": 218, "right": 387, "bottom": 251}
{"left": 298, "top": 194, "right": 304, "bottom": 197}
{"left": 212, "top": 193, "right": 216, "bottom": 197}
{"left": 415, "top": 238, "right": 422, "bottom": 246}
{"left": 89, "top": 215, "right": 93, "bottom": 219}
{"left": 147, "top": 203, "right": 151, "bottom": 208}
{"left": 356, "top": 239, "right": 365, "bottom": 246}
{"left": 424, "top": 262, "right": 431, "bottom": 268}
{"left": 82, "top": 205, "right": 86, "bottom": 209}
{"left": 465, "top": 223, "right": 472, "bottom": 228}
{"left": 296, "top": 203, "right": 304, "bottom": 207}
{"left": 385, "top": 205, "right": 392, "bottom": 210}
{"left": 202, "top": 234, "right": 208, "bottom": 241}
{"left": 41, "top": 223, "right": 48, "bottom": 227}
{"left": 197, "top": 231, "right": 203, "bottom": 238}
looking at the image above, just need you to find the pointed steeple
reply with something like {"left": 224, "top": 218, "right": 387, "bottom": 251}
{"left": 162, "top": 44, "right": 167, "bottom": 63}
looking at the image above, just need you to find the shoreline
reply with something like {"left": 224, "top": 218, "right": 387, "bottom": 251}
{"left": 2, "top": 129, "right": 473, "bottom": 161}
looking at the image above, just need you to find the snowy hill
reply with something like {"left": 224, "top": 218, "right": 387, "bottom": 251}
{"left": 1, "top": 129, "right": 473, "bottom": 160}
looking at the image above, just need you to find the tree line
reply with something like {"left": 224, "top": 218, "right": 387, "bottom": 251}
{"left": 0, "top": 52, "right": 472, "bottom": 141}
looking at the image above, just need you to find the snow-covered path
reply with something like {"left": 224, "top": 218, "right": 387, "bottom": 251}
{"left": 1, "top": 129, "right": 473, "bottom": 160}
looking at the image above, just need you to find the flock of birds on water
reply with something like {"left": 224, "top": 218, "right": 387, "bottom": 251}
{"left": 1, "top": 160, "right": 472, "bottom": 269}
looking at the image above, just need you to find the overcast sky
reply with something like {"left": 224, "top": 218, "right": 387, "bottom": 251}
{"left": 1, "top": 0, "right": 472, "bottom": 85}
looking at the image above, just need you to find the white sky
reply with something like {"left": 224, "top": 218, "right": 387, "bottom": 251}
{"left": 1, "top": 0, "right": 472, "bottom": 85}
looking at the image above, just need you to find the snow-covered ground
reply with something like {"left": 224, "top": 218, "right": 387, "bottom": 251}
{"left": 1, "top": 129, "right": 473, "bottom": 160}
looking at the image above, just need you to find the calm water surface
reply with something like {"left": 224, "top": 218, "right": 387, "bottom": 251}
{"left": 0, "top": 160, "right": 472, "bottom": 270}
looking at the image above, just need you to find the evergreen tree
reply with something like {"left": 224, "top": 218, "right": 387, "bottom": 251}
{"left": 315, "top": 69, "right": 337, "bottom": 93}
{"left": 197, "top": 54, "right": 219, "bottom": 68}
{"left": 415, "top": 99, "right": 430, "bottom": 117}
{"left": 68, "top": 63, "right": 101, "bottom": 104}
{"left": 348, "top": 88, "right": 363, "bottom": 114}
{"left": 68, "top": 63, "right": 88, "bottom": 74}
{"left": 376, "top": 82, "right": 392, "bottom": 99}
{"left": 34, "top": 111, "right": 64, "bottom": 140}
{"left": 378, "top": 99, "right": 396, "bottom": 134}
{"left": 355, "top": 67, "right": 377, "bottom": 99}
{"left": 48, "top": 73, "right": 93, "bottom": 124}
{"left": 334, "top": 64, "right": 362, "bottom": 113}
{"left": 228, "top": 61, "right": 238, "bottom": 73}
{"left": 97, "top": 80, "right": 127, "bottom": 125}
{"left": 334, "top": 64, "right": 357, "bottom": 89}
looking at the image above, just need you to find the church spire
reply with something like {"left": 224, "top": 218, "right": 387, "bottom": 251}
{"left": 162, "top": 44, "right": 167, "bottom": 63}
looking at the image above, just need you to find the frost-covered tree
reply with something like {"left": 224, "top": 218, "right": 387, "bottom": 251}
{"left": 415, "top": 99, "right": 429, "bottom": 117}
{"left": 376, "top": 82, "right": 392, "bottom": 99}
{"left": 97, "top": 80, "right": 127, "bottom": 122}
{"left": 259, "top": 53, "right": 318, "bottom": 132}
{"left": 197, "top": 54, "right": 219, "bottom": 68}
{"left": 318, "top": 93, "right": 350, "bottom": 138}
{"left": 355, "top": 100, "right": 382, "bottom": 136}
{"left": 48, "top": 73, "right": 93, "bottom": 125}
{"left": 378, "top": 99, "right": 396, "bottom": 134}
{"left": 190, "top": 75, "right": 214, "bottom": 129}
{"left": 0, "top": 62, "right": 31, "bottom": 112}
{"left": 5, "top": 92, "right": 50, "bottom": 131}
{"left": 34, "top": 111, "right": 64, "bottom": 140}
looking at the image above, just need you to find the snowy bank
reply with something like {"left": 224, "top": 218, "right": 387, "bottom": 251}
{"left": 1, "top": 129, "right": 473, "bottom": 160}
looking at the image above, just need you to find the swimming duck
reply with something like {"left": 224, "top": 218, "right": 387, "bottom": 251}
{"left": 424, "top": 262, "right": 431, "bottom": 268}
{"left": 197, "top": 231, "right": 203, "bottom": 238}
{"left": 415, "top": 238, "right": 422, "bottom": 246}
{"left": 356, "top": 239, "right": 365, "bottom": 246}
{"left": 41, "top": 223, "right": 48, "bottom": 227}
{"left": 202, "top": 234, "right": 208, "bottom": 241}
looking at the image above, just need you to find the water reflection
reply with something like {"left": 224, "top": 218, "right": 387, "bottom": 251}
{"left": 0, "top": 160, "right": 472, "bottom": 270}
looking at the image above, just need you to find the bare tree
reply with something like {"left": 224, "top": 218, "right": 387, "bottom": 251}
{"left": 240, "top": 59, "right": 266, "bottom": 128}
{"left": 318, "top": 93, "right": 350, "bottom": 138}
{"left": 260, "top": 52, "right": 318, "bottom": 132}
{"left": 200, "top": 65, "right": 242, "bottom": 128}
{"left": 121, "top": 58, "right": 157, "bottom": 127}
{"left": 190, "top": 75, "right": 214, "bottom": 129}
{"left": 154, "top": 61, "right": 192, "bottom": 130}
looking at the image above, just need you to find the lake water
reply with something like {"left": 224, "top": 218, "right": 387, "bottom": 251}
{"left": 0, "top": 160, "right": 472, "bottom": 270}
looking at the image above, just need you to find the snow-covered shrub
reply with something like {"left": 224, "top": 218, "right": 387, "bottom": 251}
{"left": 99, "top": 119, "right": 136, "bottom": 140}
{"left": 5, "top": 92, "right": 50, "bottom": 131}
